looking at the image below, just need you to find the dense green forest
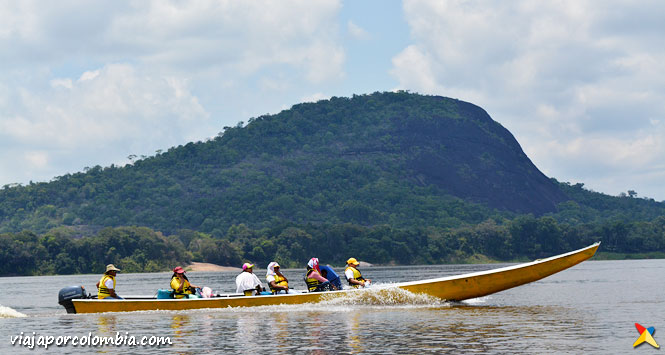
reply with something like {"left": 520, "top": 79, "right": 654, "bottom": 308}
{"left": 2, "top": 214, "right": 664, "bottom": 276}
{"left": 0, "top": 92, "right": 561, "bottom": 236}
{"left": 1, "top": 92, "right": 664, "bottom": 276}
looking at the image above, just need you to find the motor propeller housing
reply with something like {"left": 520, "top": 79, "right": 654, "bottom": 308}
{"left": 58, "top": 286, "right": 89, "bottom": 314}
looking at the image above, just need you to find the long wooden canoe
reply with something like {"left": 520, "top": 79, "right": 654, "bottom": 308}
{"left": 64, "top": 242, "right": 600, "bottom": 314}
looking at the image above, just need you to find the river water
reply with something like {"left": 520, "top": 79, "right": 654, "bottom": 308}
{"left": 0, "top": 259, "right": 663, "bottom": 354}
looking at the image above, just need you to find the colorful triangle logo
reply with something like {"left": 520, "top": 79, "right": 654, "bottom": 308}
{"left": 633, "top": 323, "right": 659, "bottom": 348}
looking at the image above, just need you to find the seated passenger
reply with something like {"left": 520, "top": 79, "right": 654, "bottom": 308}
{"left": 236, "top": 263, "right": 265, "bottom": 296}
{"left": 170, "top": 266, "right": 201, "bottom": 299}
{"left": 96, "top": 264, "right": 123, "bottom": 299}
{"left": 266, "top": 262, "right": 290, "bottom": 294}
{"left": 304, "top": 258, "right": 333, "bottom": 292}
{"left": 345, "top": 258, "right": 371, "bottom": 288}
{"left": 319, "top": 265, "right": 342, "bottom": 290}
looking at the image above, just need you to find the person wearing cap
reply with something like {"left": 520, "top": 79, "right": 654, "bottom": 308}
{"left": 96, "top": 264, "right": 123, "bottom": 299}
{"left": 170, "top": 266, "right": 201, "bottom": 299}
{"left": 235, "top": 263, "right": 264, "bottom": 296}
{"left": 345, "top": 258, "right": 371, "bottom": 288}
{"left": 266, "top": 262, "right": 290, "bottom": 294}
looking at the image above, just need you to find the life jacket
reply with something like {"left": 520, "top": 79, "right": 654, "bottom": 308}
{"left": 268, "top": 274, "right": 288, "bottom": 293}
{"left": 345, "top": 266, "right": 365, "bottom": 288}
{"left": 170, "top": 276, "right": 195, "bottom": 299}
{"left": 98, "top": 274, "right": 116, "bottom": 299}
{"left": 304, "top": 269, "right": 322, "bottom": 292}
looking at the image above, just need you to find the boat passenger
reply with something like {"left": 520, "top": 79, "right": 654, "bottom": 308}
{"left": 266, "top": 262, "right": 290, "bottom": 294}
{"left": 96, "top": 264, "right": 123, "bottom": 299}
{"left": 319, "top": 265, "right": 342, "bottom": 290}
{"left": 304, "top": 258, "right": 333, "bottom": 292}
{"left": 236, "top": 263, "right": 265, "bottom": 296}
{"left": 345, "top": 258, "right": 371, "bottom": 288}
{"left": 170, "top": 266, "right": 201, "bottom": 299}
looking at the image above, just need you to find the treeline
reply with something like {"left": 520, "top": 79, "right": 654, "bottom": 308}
{"left": 0, "top": 226, "right": 240, "bottom": 276}
{"left": 556, "top": 181, "right": 665, "bottom": 221}
{"left": 2, "top": 215, "right": 664, "bottom": 276}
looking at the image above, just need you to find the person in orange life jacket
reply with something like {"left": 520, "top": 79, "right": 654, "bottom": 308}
{"left": 236, "top": 263, "right": 265, "bottom": 296}
{"left": 96, "top": 264, "right": 123, "bottom": 299}
{"left": 266, "top": 262, "right": 290, "bottom": 294}
{"left": 345, "top": 258, "right": 371, "bottom": 288}
{"left": 170, "top": 266, "right": 201, "bottom": 298}
{"left": 304, "top": 257, "right": 336, "bottom": 292}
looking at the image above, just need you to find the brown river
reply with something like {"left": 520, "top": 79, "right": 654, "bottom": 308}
{"left": 1, "top": 259, "right": 663, "bottom": 354}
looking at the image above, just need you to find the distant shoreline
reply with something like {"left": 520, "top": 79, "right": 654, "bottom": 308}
{"left": 185, "top": 262, "right": 241, "bottom": 272}
{"left": 5, "top": 255, "right": 664, "bottom": 277}
{"left": 183, "top": 261, "right": 376, "bottom": 272}
{"left": 593, "top": 251, "right": 665, "bottom": 260}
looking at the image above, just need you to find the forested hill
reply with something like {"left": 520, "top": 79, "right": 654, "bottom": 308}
{"left": 2, "top": 92, "right": 565, "bottom": 234}
{"left": 2, "top": 92, "right": 665, "bottom": 275}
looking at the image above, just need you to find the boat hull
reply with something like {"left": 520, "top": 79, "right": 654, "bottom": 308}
{"left": 397, "top": 242, "right": 600, "bottom": 300}
{"left": 70, "top": 242, "right": 600, "bottom": 314}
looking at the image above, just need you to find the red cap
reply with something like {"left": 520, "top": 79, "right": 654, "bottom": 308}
{"left": 173, "top": 266, "right": 185, "bottom": 274}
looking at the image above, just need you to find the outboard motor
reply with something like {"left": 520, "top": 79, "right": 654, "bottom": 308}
{"left": 58, "top": 286, "right": 88, "bottom": 314}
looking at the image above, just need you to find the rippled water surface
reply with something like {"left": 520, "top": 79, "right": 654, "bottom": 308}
{"left": 1, "top": 259, "right": 663, "bottom": 354}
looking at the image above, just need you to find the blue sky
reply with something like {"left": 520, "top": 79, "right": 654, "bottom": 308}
{"left": 1, "top": 0, "right": 664, "bottom": 201}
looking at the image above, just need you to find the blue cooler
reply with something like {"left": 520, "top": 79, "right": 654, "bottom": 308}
{"left": 320, "top": 265, "right": 342, "bottom": 290}
{"left": 156, "top": 289, "right": 173, "bottom": 299}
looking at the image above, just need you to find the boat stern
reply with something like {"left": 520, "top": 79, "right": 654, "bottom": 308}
{"left": 58, "top": 286, "right": 89, "bottom": 314}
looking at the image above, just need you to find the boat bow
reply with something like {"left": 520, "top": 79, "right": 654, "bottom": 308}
{"left": 397, "top": 242, "right": 601, "bottom": 301}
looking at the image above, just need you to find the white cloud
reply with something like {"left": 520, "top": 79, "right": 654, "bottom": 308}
{"left": 300, "top": 92, "right": 330, "bottom": 103}
{"left": 50, "top": 78, "right": 73, "bottom": 89}
{"left": 2, "top": 1, "right": 345, "bottom": 81}
{"left": 347, "top": 20, "right": 370, "bottom": 40}
{"left": 394, "top": 0, "right": 665, "bottom": 200}
{"left": 0, "top": 0, "right": 346, "bottom": 185}
{"left": 2, "top": 0, "right": 662, "bottom": 202}
{"left": 391, "top": 45, "right": 440, "bottom": 93}
{"left": 102, "top": 0, "right": 344, "bottom": 82}
{"left": 79, "top": 70, "right": 100, "bottom": 82}
{"left": 24, "top": 151, "right": 49, "bottom": 169}
{"left": 0, "top": 63, "right": 209, "bottom": 183}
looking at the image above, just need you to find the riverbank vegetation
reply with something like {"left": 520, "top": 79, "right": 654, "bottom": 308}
{"left": 2, "top": 214, "right": 663, "bottom": 276}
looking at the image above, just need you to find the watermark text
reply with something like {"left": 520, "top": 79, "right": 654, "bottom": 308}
{"left": 10, "top": 331, "right": 172, "bottom": 349}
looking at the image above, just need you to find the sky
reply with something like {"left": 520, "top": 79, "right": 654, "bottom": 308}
{"left": 1, "top": 0, "right": 664, "bottom": 201}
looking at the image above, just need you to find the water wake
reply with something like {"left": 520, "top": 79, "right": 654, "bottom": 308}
{"left": 137, "top": 287, "right": 448, "bottom": 316}
{"left": 104, "top": 286, "right": 450, "bottom": 316}
{"left": 461, "top": 296, "right": 490, "bottom": 305}
{"left": 0, "top": 305, "right": 27, "bottom": 318}
{"left": 320, "top": 286, "right": 446, "bottom": 306}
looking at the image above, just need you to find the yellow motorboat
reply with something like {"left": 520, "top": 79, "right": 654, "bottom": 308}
{"left": 58, "top": 242, "right": 600, "bottom": 314}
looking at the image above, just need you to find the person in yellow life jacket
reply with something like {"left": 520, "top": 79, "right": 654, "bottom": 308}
{"left": 266, "top": 262, "right": 289, "bottom": 294}
{"left": 304, "top": 257, "right": 334, "bottom": 292}
{"left": 170, "top": 266, "right": 201, "bottom": 299}
{"left": 96, "top": 264, "right": 123, "bottom": 299}
{"left": 345, "top": 258, "right": 371, "bottom": 288}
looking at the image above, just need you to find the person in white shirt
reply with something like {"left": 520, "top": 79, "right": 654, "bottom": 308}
{"left": 235, "top": 263, "right": 264, "bottom": 296}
